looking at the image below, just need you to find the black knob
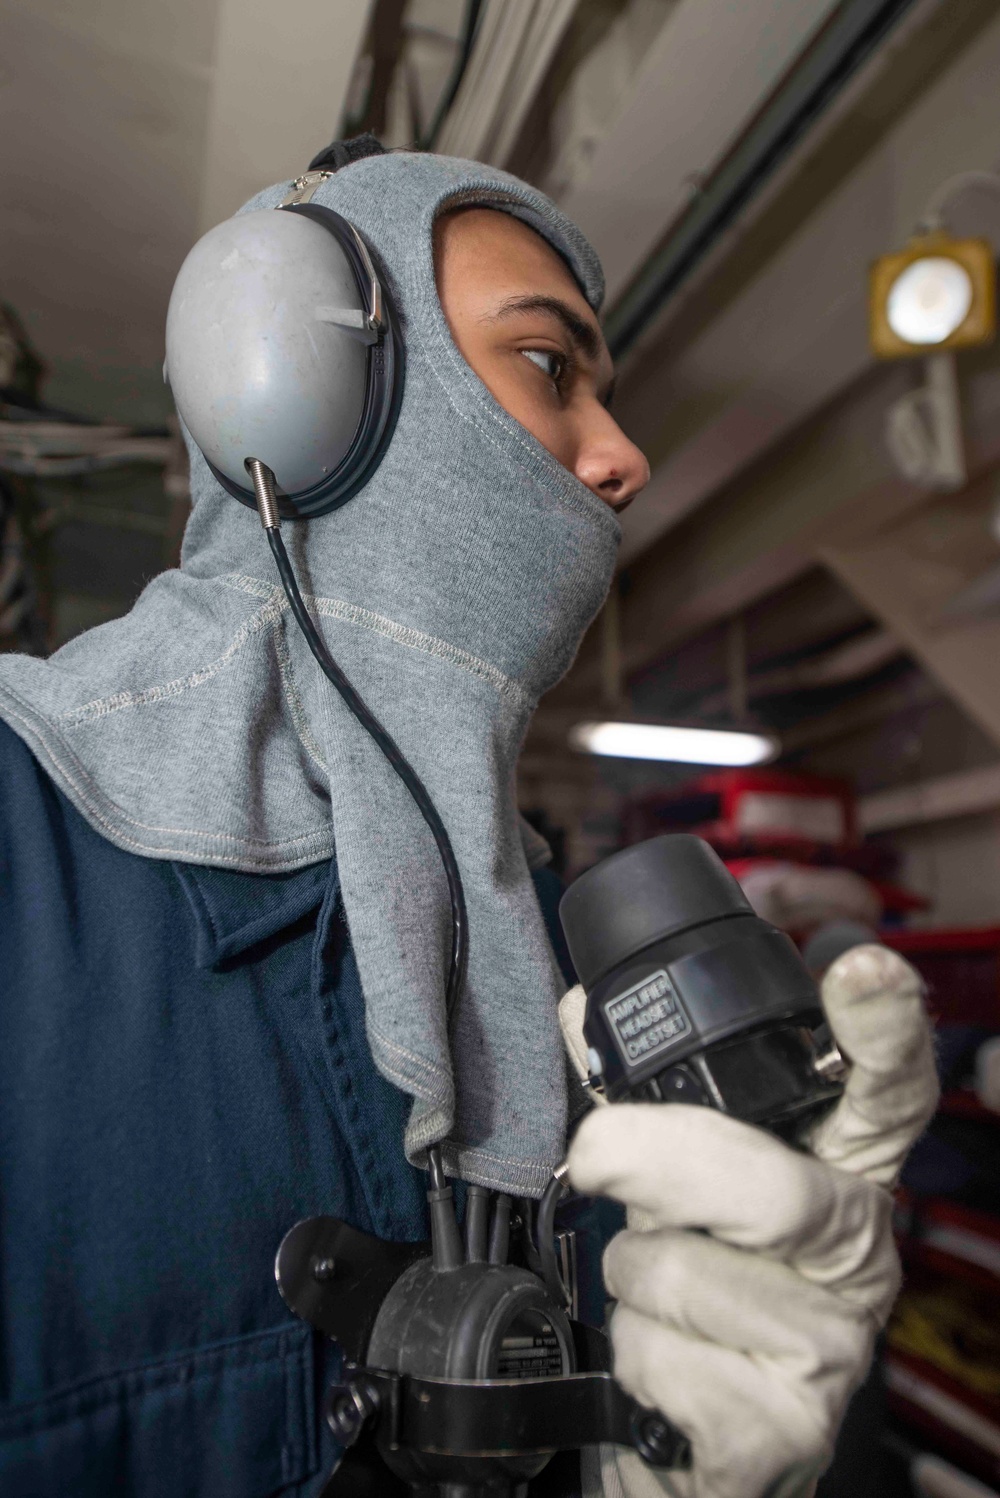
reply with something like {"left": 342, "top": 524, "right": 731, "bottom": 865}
{"left": 630, "top": 1407, "right": 692, "bottom": 1469}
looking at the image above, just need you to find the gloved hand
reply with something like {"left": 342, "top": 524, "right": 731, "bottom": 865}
{"left": 561, "top": 944, "right": 938, "bottom": 1498}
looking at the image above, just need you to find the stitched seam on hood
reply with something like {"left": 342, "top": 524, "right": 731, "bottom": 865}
{"left": 442, "top": 1147, "right": 555, "bottom": 1193}
{"left": 55, "top": 597, "right": 284, "bottom": 726}
{"left": 0, "top": 689, "right": 330, "bottom": 857}
{"left": 310, "top": 596, "right": 532, "bottom": 708}
{"left": 216, "top": 573, "right": 534, "bottom": 710}
{"left": 272, "top": 615, "right": 328, "bottom": 774}
{"left": 449, "top": 1140, "right": 559, "bottom": 1172}
{"left": 368, "top": 1031, "right": 452, "bottom": 1108}
{"left": 367, "top": 1021, "right": 448, "bottom": 1086}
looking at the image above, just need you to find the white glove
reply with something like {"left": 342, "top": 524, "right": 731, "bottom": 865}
{"left": 562, "top": 944, "right": 938, "bottom": 1498}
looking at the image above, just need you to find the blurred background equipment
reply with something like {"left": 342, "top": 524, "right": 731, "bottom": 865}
{"left": 0, "top": 303, "right": 184, "bottom": 654}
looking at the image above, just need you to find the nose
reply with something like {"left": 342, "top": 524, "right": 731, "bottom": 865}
{"left": 574, "top": 406, "right": 650, "bottom": 511}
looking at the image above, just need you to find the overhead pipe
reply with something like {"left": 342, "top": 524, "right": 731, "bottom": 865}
{"left": 603, "top": 0, "right": 923, "bottom": 361}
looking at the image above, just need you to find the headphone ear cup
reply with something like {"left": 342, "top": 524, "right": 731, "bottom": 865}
{"left": 165, "top": 204, "right": 404, "bottom": 520}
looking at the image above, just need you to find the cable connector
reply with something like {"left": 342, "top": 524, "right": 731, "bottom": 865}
{"left": 245, "top": 457, "right": 280, "bottom": 530}
{"left": 426, "top": 1145, "right": 463, "bottom": 1272}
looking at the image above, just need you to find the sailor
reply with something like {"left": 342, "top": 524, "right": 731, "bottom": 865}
{"left": 0, "top": 138, "right": 936, "bottom": 1497}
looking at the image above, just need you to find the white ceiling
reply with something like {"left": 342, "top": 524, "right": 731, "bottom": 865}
{"left": 0, "top": 0, "right": 371, "bottom": 420}
{"left": 198, "top": 0, "right": 373, "bottom": 232}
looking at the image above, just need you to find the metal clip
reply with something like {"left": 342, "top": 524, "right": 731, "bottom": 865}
{"left": 555, "top": 1229, "right": 579, "bottom": 1320}
{"left": 277, "top": 175, "right": 383, "bottom": 335}
{"left": 346, "top": 223, "right": 383, "bottom": 334}
{"left": 279, "top": 170, "right": 334, "bottom": 207}
{"left": 812, "top": 1039, "right": 849, "bottom": 1084}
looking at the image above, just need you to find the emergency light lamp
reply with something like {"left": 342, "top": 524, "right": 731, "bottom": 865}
{"left": 886, "top": 257, "right": 972, "bottom": 344}
{"left": 869, "top": 232, "right": 995, "bottom": 359}
{"left": 568, "top": 720, "right": 777, "bottom": 766}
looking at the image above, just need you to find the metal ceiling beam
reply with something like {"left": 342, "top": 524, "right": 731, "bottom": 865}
{"left": 603, "top": 0, "right": 922, "bottom": 359}
{"left": 434, "top": 0, "right": 579, "bottom": 165}
{"left": 559, "top": 0, "right": 843, "bottom": 307}
{"left": 821, "top": 467, "right": 1000, "bottom": 752}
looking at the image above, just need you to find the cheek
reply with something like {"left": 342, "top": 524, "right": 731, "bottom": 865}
{"left": 454, "top": 337, "right": 582, "bottom": 474}
{"left": 526, "top": 412, "right": 579, "bottom": 474}
{"left": 502, "top": 393, "right": 576, "bottom": 466}
{"left": 476, "top": 354, "right": 578, "bottom": 467}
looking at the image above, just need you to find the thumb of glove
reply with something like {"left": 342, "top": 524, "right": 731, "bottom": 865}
{"left": 808, "top": 944, "right": 938, "bottom": 1187}
{"left": 559, "top": 984, "right": 597, "bottom": 1091}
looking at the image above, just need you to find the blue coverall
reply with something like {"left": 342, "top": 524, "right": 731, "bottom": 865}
{"left": 0, "top": 719, "right": 615, "bottom": 1497}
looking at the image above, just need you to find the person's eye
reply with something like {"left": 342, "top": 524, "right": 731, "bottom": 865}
{"left": 521, "top": 347, "right": 567, "bottom": 389}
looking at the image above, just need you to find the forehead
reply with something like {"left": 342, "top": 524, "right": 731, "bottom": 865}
{"left": 434, "top": 207, "right": 593, "bottom": 310}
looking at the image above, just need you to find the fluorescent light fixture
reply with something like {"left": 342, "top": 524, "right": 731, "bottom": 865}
{"left": 568, "top": 720, "right": 778, "bottom": 766}
{"left": 885, "top": 256, "right": 973, "bottom": 345}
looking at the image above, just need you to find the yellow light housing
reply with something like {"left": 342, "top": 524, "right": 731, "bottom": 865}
{"left": 869, "top": 232, "right": 995, "bottom": 359}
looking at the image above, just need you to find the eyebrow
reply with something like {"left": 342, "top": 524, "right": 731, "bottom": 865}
{"left": 485, "top": 294, "right": 616, "bottom": 406}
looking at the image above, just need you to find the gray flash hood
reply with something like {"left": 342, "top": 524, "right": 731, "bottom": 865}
{"left": 0, "top": 152, "right": 621, "bottom": 1193}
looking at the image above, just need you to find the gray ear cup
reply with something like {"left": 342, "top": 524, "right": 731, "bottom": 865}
{"left": 165, "top": 202, "right": 403, "bottom": 520}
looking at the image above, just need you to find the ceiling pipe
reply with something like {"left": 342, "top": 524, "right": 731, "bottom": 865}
{"left": 603, "top": 0, "right": 923, "bottom": 361}
{"left": 694, "top": 628, "right": 902, "bottom": 717}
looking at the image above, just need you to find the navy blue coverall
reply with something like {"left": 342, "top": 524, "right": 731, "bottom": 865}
{"left": 0, "top": 719, "right": 616, "bottom": 1496}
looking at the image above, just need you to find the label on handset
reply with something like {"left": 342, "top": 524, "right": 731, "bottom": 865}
{"left": 603, "top": 969, "right": 691, "bottom": 1069}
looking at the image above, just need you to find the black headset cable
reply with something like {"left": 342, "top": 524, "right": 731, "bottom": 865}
{"left": 536, "top": 1164, "right": 571, "bottom": 1309}
{"left": 245, "top": 459, "right": 469, "bottom": 1040}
